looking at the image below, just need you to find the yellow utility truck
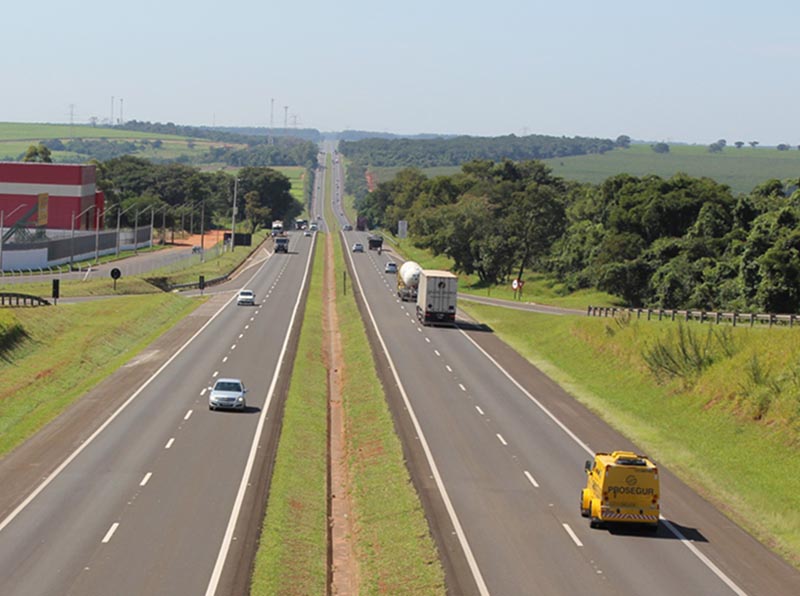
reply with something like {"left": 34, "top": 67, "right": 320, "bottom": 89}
{"left": 581, "top": 451, "right": 660, "bottom": 530}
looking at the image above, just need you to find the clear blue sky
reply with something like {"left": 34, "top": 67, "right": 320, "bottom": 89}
{"left": 2, "top": 0, "right": 798, "bottom": 144}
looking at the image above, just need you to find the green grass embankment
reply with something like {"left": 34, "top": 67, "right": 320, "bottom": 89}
{"left": 459, "top": 302, "right": 800, "bottom": 567}
{"left": 0, "top": 294, "right": 200, "bottom": 456}
{"left": 250, "top": 243, "right": 328, "bottom": 595}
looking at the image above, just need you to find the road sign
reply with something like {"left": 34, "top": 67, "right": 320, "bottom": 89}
{"left": 512, "top": 279, "right": 520, "bottom": 290}
{"left": 110, "top": 268, "right": 121, "bottom": 280}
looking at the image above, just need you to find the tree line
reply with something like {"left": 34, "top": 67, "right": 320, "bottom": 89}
{"left": 356, "top": 160, "right": 800, "bottom": 313}
{"left": 339, "top": 133, "right": 619, "bottom": 168}
{"left": 95, "top": 155, "right": 304, "bottom": 234}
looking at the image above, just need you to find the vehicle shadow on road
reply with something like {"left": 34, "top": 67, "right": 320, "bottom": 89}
{"left": 605, "top": 519, "right": 708, "bottom": 542}
{"left": 456, "top": 321, "right": 494, "bottom": 333}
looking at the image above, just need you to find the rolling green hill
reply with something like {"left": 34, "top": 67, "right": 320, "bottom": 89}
{"left": 370, "top": 144, "right": 800, "bottom": 195}
{"left": 0, "top": 122, "right": 240, "bottom": 164}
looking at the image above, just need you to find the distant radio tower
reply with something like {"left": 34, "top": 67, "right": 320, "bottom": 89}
{"left": 111, "top": 96, "right": 114, "bottom": 126}
{"left": 119, "top": 98, "right": 124, "bottom": 125}
{"left": 284, "top": 105, "right": 288, "bottom": 128}
{"left": 269, "top": 98, "right": 275, "bottom": 145}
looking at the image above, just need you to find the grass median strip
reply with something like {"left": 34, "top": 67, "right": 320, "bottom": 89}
{"left": 333, "top": 235, "right": 445, "bottom": 594}
{"left": 251, "top": 242, "right": 328, "bottom": 595}
{"left": 0, "top": 294, "right": 199, "bottom": 456}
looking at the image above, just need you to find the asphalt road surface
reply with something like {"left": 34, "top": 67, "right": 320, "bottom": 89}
{"left": 0, "top": 223, "right": 318, "bottom": 594}
{"left": 341, "top": 225, "right": 800, "bottom": 593}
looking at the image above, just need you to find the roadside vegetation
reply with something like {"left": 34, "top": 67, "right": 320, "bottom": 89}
{"left": 354, "top": 158, "right": 800, "bottom": 315}
{"left": 459, "top": 301, "right": 800, "bottom": 567}
{"left": 0, "top": 294, "right": 199, "bottom": 456}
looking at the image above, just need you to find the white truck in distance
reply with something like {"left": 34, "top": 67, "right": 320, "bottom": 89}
{"left": 397, "top": 261, "right": 422, "bottom": 302}
{"left": 271, "top": 220, "right": 284, "bottom": 236}
{"left": 416, "top": 270, "right": 458, "bottom": 326}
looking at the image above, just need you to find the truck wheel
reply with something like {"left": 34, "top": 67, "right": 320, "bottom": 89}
{"left": 580, "top": 492, "right": 589, "bottom": 517}
{"left": 589, "top": 517, "right": 600, "bottom": 529}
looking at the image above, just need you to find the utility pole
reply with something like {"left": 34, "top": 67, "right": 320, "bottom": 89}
{"left": 111, "top": 96, "right": 114, "bottom": 126}
{"left": 230, "top": 178, "right": 238, "bottom": 252}
{"left": 200, "top": 201, "right": 205, "bottom": 262}
{"left": 119, "top": 98, "right": 124, "bottom": 125}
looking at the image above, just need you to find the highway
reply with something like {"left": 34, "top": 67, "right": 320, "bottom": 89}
{"left": 334, "top": 156, "right": 800, "bottom": 593}
{"left": 0, "top": 182, "right": 322, "bottom": 595}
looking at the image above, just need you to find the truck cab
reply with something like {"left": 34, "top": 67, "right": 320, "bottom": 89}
{"left": 581, "top": 451, "right": 659, "bottom": 530}
{"left": 274, "top": 236, "right": 289, "bottom": 253}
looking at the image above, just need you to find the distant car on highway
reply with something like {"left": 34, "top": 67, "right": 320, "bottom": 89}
{"left": 304, "top": 229, "right": 312, "bottom": 237}
{"left": 384, "top": 262, "right": 397, "bottom": 274}
{"left": 352, "top": 242, "right": 364, "bottom": 253}
{"left": 237, "top": 289, "right": 255, "bottom": 306}
{"left": 208, "top": 378, "right": 247, "bottom": 411}
{"left": 343, "top": 224, "right": 353, "bottom": 231}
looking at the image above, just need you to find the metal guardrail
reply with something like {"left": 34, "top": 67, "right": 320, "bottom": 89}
{"left": 168, "top": 274, "right": 229, "bottom": 291}
{"left": 0, "top": 292, "right": 51, "bottom": 307}
{"left": 587, "top": 306, "right": 799, "bottom": 327}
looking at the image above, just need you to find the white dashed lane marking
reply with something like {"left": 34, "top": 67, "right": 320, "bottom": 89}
{"left": 434, "top": 349, "right": 440, "bottom": 356}
{"left": 458, "top": 383, "right": 466, "bottom": 392}
{"left": 563, "top": 523, "right": 583, "bottom": 547}
{"left": 475, "top": 405, "right": 485, "bottom": 415}
{"left": 184, "top": 410, "right": 193, "bottom": 421}
{"left": 102, "top": 523, "right": 119, "bottom": 544}
{"left": 524, "top": 470, "right": 539, "bottom": 488}
{"left": 212, "top": 371, "right": 219, "bottom": 378}
{"left": 165, "top": 438, "right": 175, "bottom": 449}
{"left": 222, "top": 356, "right": 228, "bottom": 363}
{"left": 140, "top": 472, "right": 152, "bottom": 487}
{"left": 446, "top": 365, "right": 452, "bottom": 372}
{"left": 496, "top": 434, "right": 507, "bottom": 446}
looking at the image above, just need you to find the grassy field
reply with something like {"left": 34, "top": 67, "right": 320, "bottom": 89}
{"left": 369, "top": 144, "right": 800, "bottom": 195}
{"left": 0, "top": 121, "right": 241, "bottom": 163}
{"left": 459, "top": 302, "right": 800, "bottom": 567}
{"left": 0, "top": 294, "right": 200, "bottom": 456}
{"left": 274, "top": 166, "right": 307, "bottom": 202}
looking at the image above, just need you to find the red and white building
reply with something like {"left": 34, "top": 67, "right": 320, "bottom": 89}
{"left": 0, "top": 162, "right": 105, "bottom": 230}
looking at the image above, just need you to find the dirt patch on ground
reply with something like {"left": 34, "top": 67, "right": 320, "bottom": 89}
{"left": 323, "top": 232, "right": 360, "bottom": 594}
{"left": 171, "top": 229, "right": 227, "bottom": 247}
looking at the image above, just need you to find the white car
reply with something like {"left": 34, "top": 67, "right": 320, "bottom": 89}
{"left": 237, "top": 289, "right": 255, "bottom": 306}
{"left": 208, "top": 378, "right": 247, "bottom": 411}
{"left": 384, "top": 262, "right": 398, "bottom": 274}
{"left": 352, "top": 243, "right": 364, "bottom": 253}
{"left": 304, "top": 229, "right": 312, "bottom": 237}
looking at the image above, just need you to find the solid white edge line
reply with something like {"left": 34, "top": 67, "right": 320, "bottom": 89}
{"left": 343, "top": 230, "right": 490, "bottom": 596}
{"left": 562, "top": 523, "right": 583, "bottom": 547}
{"left": 496, "top": 434, "right": 507, "bottom": 446}
{"left": 457, "top": 328, "right": 749, "bottom": 596}
{"left": 204, "top": 228, "right": 316, "bottom": 596}
{"left": 0, "top": 270, "right": 255, "bottom": 536}
{"left": 102, "top": 522, "right": 119, "bottom": 544}
{"left": 524, "top": 470, "right": 539, "bottom": 488}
